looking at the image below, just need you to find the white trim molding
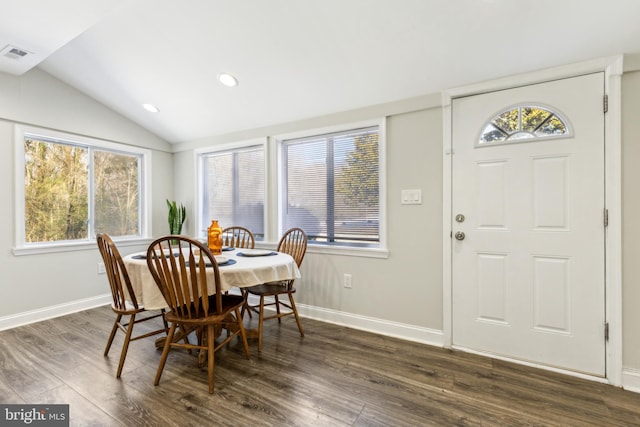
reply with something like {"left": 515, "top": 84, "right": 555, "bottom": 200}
{"left": 14, "top": 124, "right": 153, "bottom": 255}
{"left": 296, "top": 303, "right": 444, "bottom": 347}
{"left": 236, "top": 292, "right": 444, "bottom": 346}
{"left": 0, "top": 294, "right": 112, "bottom": 331}
{"left": 622, "top": 368, "right": 640, "bottom": 394}
{"left": 442, "top": 55, "right": 624, "bottom": 386}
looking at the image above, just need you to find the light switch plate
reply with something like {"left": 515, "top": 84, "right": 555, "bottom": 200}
{"left": 401, "top": 189, "right": 422, "bottom": 205}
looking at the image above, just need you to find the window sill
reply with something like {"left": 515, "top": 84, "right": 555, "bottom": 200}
{"left": 13, "top": 237, "right": 153, "bottom": 256}
{"left": 307, "top": 244, "right": 389, "bottom": 258}
{"left": 255, "top": 242, "right": 389, "bottom": 259}
{"left": 15, "top": 237, "right": 389, "bottom": 259}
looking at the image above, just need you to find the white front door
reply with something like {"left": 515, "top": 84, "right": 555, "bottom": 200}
{"left": 451, "top": 73, "right": 606, "bottom": 376}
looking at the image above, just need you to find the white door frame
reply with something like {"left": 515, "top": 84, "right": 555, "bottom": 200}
{"left": 441, "top": 55, "right": 623, "bottom": 385}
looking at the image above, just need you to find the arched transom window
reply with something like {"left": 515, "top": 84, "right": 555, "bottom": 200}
{"left": 478, "top": 105, "right": 570, "bottom": 146}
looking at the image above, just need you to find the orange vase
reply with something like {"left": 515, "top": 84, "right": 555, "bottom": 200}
{"left": 207, "top": 220, "right": 223, "bottom": 255}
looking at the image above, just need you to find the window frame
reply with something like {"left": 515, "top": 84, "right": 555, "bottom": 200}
{"left": 194, "top": 138, "right": 268, "bottom": 242}
{"left": 275, "top": 119, "right": 388, "bottom": 258}
{"left": 13, "top": 125, "right": 152, "bottom": 255}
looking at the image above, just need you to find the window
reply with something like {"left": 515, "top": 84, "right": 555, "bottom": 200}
{"left": 479, "top": 105, "right": 570, "bottom": 146}
{"left": 16, "top": 126, "right": 149, "bottom": 251}
{"left": 280, "top": 125, "right": 381, "bottom": 247}
{"left": 198, "top": 142, "right": 265, "bottom": 240}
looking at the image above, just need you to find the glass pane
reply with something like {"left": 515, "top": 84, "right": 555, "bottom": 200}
{"left": 283, "top": 126, "right": 380, "bottom": 245}
{"left": 94, "top": 150, "right": 140, "bottom": 237}
{"left": 204, "top": 154, "right": 232, "bottom": 227}
{"left": 236, "top": 149, "right": 265, "bottom": 238}
{"left": 202, "top": 146, "right": 264, "bottom": 239}
{"left": 507, "top": 131, "right": 535, "bottom": 141}
{"left": 24, "top": 139, "right": 88, "bottom": 242}
{"left": 334, "top": 132, "right": 379, "bottom": 243}
{"left": 284, "top": 139, "right": 326, "bottom": 240}
{"left": 479, "top": 124, "right": 507, "bottom": 144}
{"left": 521, "top": 107, "right": 551, "bottom": 132}
{"left": 535, "top": 116, "right": 567, "bottom": 136}
{"left": 493, "top": 109, "right": 519, "bottom": 133}
{"left": 478, "top": 105, "right": 569, "bottom": 145}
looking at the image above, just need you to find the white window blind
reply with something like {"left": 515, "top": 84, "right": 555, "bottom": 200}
{"left": 282, "top": 126, "right": 379, "bottom": 246}
{"left": 200, "top": 145, "right": 265, "bottom": 239}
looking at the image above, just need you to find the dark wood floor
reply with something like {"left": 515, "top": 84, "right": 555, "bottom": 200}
{"left": 2, "top": 306, "right": 640, "bottom": 426}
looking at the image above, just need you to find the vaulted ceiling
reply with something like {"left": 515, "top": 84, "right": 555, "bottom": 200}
{"left": 3, "top": 0, "right": 640, "bottom": 143}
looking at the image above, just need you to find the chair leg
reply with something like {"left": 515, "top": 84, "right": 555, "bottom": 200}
{"left": 207, "top": 324, "right": 215, "bottom": 394}
{"left": 160, "top": 309, "right": 169, "bottom": 330}
{"left": 104, "top": 314, "right": 121, "bottom": 356}
{"left": 155, "top": 323, "right": 177, "bottom": 386}
{"left": 196, "top": 327, "right": 203, "bottom": 346}
{"left": 235, "top": 308, "right": 250, "bottom": 359}
{"left": 275, "top": 295, "right": 281, "bottom": 323}
{"left": 288, "top": 293, "right": 304, "bottom": 337}
{"left": 241, "top": 289, "right": 252, "bottom": 319}
{"left": 258, "top": 296, "right": 265, "bottom": 352}
{"left": 182, "top": 324, "right": 191, "bottom": 347}
{"left": 116, "top": 314, "right": 136, "bottom": 378}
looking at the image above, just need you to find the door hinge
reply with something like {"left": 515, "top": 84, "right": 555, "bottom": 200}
{"left": 605, "top": 322, "right": 609, "bottom": 341}
{"left": 603, "top": 94, "right": 609, "bottom": 113}
{"left": 604, "top": 209, "right": 609, "bottom": 227}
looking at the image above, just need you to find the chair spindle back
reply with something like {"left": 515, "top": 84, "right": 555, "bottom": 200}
{"left": 146, "top": 236, "right": 223, "bottom": 319}
{"left": 97, "top": 233, "right": 139, "bottom": 311}
{"left": 222, "top": 226, "right": 255, "bottom": 249}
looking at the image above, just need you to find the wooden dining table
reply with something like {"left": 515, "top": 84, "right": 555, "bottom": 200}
{"left": 122, "top": 246, "right": 301, "bottom": 311}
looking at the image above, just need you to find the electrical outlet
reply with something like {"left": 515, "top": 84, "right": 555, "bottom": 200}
{"left": 98, "top": 262, "right": 106, "bottom": 274}
{"left": 343, "top": 274, "right": 352, "bottom": 288}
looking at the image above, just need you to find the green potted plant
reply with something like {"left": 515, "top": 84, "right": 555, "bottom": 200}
{"left": 166, "top": 199, "right": 186, "bottom": 235}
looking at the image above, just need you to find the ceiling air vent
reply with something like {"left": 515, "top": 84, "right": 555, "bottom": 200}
{"left": 1, "top": 45, "right": 32, "bottom": 60}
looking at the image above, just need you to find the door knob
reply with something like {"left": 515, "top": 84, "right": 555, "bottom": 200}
{"left": 454, "top": 231, "right": 465, "bottom": 241}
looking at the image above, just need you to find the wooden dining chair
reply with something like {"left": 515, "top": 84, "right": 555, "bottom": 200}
{"left": 222, "top": 226, "right": 255, "bottom": 250}
{"left": 244, "top": 227, "right": 307, "bottom": 351}
{"left": 96, "top": 233, "right": 168, "bottom": 378}
{"left": 146, "top": 235, "right": 250, "bottom": 394}
{"left": 223, "top": 226, "right": 256, "bottom": 315}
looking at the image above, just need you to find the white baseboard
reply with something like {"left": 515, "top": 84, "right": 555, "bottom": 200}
{"left": 3, "top": 292, "right": 442, "bottom": 348}
{"left": 0, "top": 294, "right": 112, "bottom": 331}
{"left": 296, "top": 302, "right": 444, "bottom": 347}
{"left": 239, "top": 292, "right": 443, "bottom": 346}
{"left": 622, "top": 368, "right": 640, "bottom": 393}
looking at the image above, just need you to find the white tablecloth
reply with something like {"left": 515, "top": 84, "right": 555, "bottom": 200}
{"left": 123, "top": 248, "right": 301, "bottom": 310}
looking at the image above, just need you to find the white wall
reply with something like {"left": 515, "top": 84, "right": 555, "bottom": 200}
{"left": 0, "top": 69, "right": 173, "bottom": 323}
{"left": 172, "top": 95, "right": 445, "bottom": 344}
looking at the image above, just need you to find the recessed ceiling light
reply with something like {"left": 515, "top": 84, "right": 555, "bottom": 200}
{"left": 143, "top": 103, "right": 160, "bottom": 113}
{"left": 217, "top": 73, "right": 238, "bottom": 87}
